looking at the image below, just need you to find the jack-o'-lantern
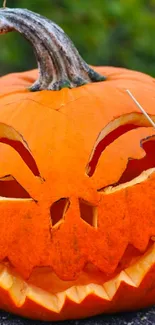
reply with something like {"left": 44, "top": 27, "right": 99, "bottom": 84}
{"left": 0, "top": 4, "right": 154, "bottom": 322}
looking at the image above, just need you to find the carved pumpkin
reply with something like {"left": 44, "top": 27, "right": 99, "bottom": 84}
{"left": 0, "top": 5, "right": 155, "bottom": 322}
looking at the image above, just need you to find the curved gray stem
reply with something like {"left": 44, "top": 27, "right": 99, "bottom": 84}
{"left": 0, "top": 8, "right": 106, "bottom": 91}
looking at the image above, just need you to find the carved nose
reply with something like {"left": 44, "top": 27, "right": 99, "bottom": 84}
{"left": 50, "top": 198, "right": 70, "bottom": 228}
{"left": 50, "top": 197, "right": 98, "bottom": 228}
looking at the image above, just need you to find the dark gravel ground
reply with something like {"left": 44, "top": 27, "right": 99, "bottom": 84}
{"left": 0, "top": 308, "right": 155, "bottom": 325}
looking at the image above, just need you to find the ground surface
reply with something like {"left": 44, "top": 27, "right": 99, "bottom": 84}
{"left": 0, "top": 308, "right": 155, "bottom": 325}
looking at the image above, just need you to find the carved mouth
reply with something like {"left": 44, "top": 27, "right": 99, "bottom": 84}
{"left": 1, "top": 240, "right": 155, "bottom": 320}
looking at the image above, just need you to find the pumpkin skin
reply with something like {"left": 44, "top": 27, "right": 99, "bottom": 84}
{"left": 0, "top": 7, "right": 155, "bottom": 323}
{"left": 0, "top": 66, "right": 154, "bottom": 321}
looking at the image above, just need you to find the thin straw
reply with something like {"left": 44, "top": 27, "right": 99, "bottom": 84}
{"left": 126, "top": 89, "right": 155, "bottom": 128}
{"left": 3, "top": 0, "right": 7, "bottom": 8}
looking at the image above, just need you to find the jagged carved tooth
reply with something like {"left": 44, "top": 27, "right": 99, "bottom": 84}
{"left": 57, "top": 284, "right": 109, "bottom": 305}
{"left": 76, "top": 285, "right": 90, "bottom": 302}
{"left": 27, "top": 285, "right": 60, "bottom": 313}
{"left": 9, "top": 276, "right": 27, "bottom": 307}
{"left": 103, "top": 271, "right": 136, "bottom": 300}
{"left": 0, "top": 266, "right": 13, "bottom": 290}
{"left": 86, "top": 283, "right": 109, "bottom": 300}
{"left": 55, "top": 292, "right": 66, "bottom": 312}
{"left": 66, "top": 286, "right": 85, "bottom": 303}
{"left": 125, "top": 244, "right": 155, "bottom": 287}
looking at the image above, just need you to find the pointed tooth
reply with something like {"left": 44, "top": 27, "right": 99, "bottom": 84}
{"left": 103, "top": 275, "right": 118, "bottom": 300}
{"left": 66, "top": 284, "right": 109, "bottom": 303}
{"left": 27, "top": 285, "right": 60, "bottom": 313}
{"left": 103, "top": 271, "right": 136, "bottom": 300}
{"left": 0, "top": 267, "right": 13, "bottom": 290}
{"left": 66, "top": 286, "right": 84, "bottom": 303}
{"left": 55, "top": 292, "right": 65, "bottom": 311}
{"left": 125, "top": 244, "right": 155, "bottom": 286}
{"left": 76, "top": 286, "right": 88, "bottom": 302}
{"left": 86, "top": 283, "right": 109, "bottom": 300}
{"left": 125, "top": 264, "right": 145, "bottom": 287}
{"left": 9, "top": 276, "right": 27, "bottom": 307}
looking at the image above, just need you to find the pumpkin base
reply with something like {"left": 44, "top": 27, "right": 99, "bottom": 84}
{"left": 0, "top": 242, "right": 155, "bottom": 321}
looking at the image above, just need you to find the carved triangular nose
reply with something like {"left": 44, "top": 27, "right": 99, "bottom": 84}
{"left": 50, "top": 198, "right": 70, "bottom": 228}
{"left": 50, "top": 197, "right": 98, "bottom": 229}
{"left": 78, "top": 198, "right": 98, "bottom": 228}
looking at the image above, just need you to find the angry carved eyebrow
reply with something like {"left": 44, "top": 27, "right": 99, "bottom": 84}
{"left": 86, "top": 112, "right": 155, "bottom": 177}
{"left": 0, "top": 122, "right": 40, "bottom": 177}
{"left": 86, "top": 90, "right": 155, "bottom": 178}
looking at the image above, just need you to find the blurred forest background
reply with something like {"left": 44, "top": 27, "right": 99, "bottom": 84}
{"left": 0, "top": 0, "right": 155, "bottom": 76}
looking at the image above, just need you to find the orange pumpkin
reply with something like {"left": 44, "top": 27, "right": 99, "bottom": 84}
{"left": 0, "top": 5, "right": 155, "bottom": 322}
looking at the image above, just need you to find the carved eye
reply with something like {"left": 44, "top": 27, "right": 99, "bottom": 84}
{"left": 98, "top": 136, "right": 155, "bottom": 193}
{"left": 0, "top": 175, "right": 31, "bottom": 199}
{"left": 0, "top": 122, "right": 41, "bottom": 200}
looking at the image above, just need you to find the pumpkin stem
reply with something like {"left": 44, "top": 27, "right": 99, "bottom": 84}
{"left": 0, "top": 8, "right": 106, "bottom": 91}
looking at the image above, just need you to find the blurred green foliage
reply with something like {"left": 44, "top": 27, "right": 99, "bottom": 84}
{"left": 0, "top": 0, "right": 155, "bottom": 76}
